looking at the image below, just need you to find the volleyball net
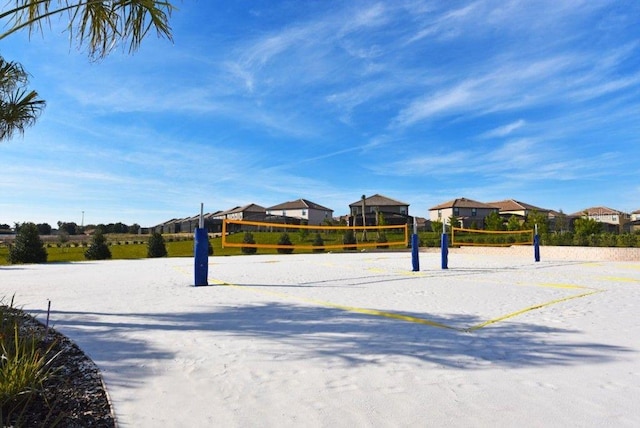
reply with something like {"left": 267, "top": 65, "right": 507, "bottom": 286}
{"left": 451, "top": 227, "right": 534, "bottom": 247}
{"left": 222, "top": 219, "right": 409, "bottom": 252}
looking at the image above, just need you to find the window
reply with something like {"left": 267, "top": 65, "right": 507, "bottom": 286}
{"left": 437, "top": 209, "right": 442, "bottom": 219}
{"left": 302, "top": 210, "right": 307, "bottom": 216}
{"left": 453, "top": 207, "right": 460, "bottom": 216}
{"left": 471, "top": 208, "right": 477, "bottom": 217}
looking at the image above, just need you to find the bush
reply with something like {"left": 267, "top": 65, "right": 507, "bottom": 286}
{"left": 84, "top": 231, "right": 111, "bottom": 260}
{"left": 312, "top": 233, "right": 325, "bottom": 252}
{"left": 147, "top": 232, "right": 168, "bottom": 258}
{"left": 241, "top": 232, "right": 257, "bottom": 254}
{"left": 8, "top": 223, "right": 47, "bottom": 264}
{"left": 343, "top": 230, "right": 356, "bottom": 251}
{"left": 277, "top": 233, "right": 294, "bottom": 254}
{"left": 376, "top": 233, "right": 388, "bottom": 249}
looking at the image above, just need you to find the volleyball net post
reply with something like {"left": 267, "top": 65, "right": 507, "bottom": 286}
{"left": 411, "top": 217, "right": 419, "bottom": 272}
{"left": 534, "top": 223, "right": 540, "bottom": 262}
{"left": 194, "top": 203, "right": 208, "bottom": 286}
{"left": 441, "top": 221, "right": 448, "bottom": 270}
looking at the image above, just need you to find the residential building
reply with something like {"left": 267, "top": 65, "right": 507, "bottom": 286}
{"left": 266, "top": 199, "right": 333, "bottom": 225}
{"left": 348, "top": 194, "right": 410, "bottom": 226}
{"left": 211, "top": 204, "right": 266, "bottom": 222}
{"left": 570, "top": 206, "right": 630, "bottom": 233}
{"left": 428, "top": 197, "right": 498, "bottom": 228}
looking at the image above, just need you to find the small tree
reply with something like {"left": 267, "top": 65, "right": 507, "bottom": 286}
{"left": 241, "top": 232, "right": 257, "bottom": 254}
{"left": 8, "top": 222, "right": 47, "bottom": 263}
{"left": 343, "top": 229, "right": 357, "bottom": 250}
{"left": 277, "top": 233, "right": 294, "bottom": 254}
{"left": 84, "top": 230, "right": 111, "bottom": 260}
{"left": 484, "top": 211, "right": 505, "bottom": 231}
{"left": 312, "top": 233, "right": 325, "bottom": 252}
{"left": 506, "top": 215, "right": 521, "bottom": 231}
{"left": 147, "top": 232, "right": 167, "bottom": 258}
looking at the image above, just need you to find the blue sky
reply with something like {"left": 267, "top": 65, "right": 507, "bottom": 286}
{"left": 2, "top": 1, "right": 639, "bottom": 228}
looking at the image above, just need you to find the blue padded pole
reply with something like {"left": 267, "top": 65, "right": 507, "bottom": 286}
{"left": 411, "top": 217, "right": 420, "bottom": 272}
{"left": 534, "top": 224, "right": 540, "bottom": 262}
{"left": 194, "top": 203, "right": 208, "bottom": 286}
{"left": 441, "top": 232, "right": 448, "bottom": 269}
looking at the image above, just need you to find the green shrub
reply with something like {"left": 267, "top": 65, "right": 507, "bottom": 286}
{"left": 312, "top": 233, "right": 325, "bottom": 252}
{"left": 241, "top": 232, "right": 257, "bottom": 254}
{"left": 376, "top": 233, "right": 388, "bottom": 249}
{"left": 8, "top": 223, "right": 47, "bottom": 264}
{"left": 147, "top": 232, "right": 168, "bottom": 258}
{"left": 277, "top": 233, "right": 294, "bottom": 254}
{"left": 0, "top": 305, "right": 58, "bottom": 425}
{"left": 342, "top": 230, "right": 356, "bottom": 250}
{"left": 84, "top": 231, "right": 111, "bottom": 260}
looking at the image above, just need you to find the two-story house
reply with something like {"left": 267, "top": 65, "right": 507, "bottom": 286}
{"left": 429, "top": 197, "right": 498, "bottom": 228}
{"left": 571, "top": 206, "right": 631, "bottom": 233}
{"left": 349, "top": 194, "right": 410, "bottom": 226}
{"left": 266, "top": 199, "right": 333, "bottom": 225}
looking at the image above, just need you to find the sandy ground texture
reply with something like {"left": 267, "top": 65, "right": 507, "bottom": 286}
{"left": 1, "top": 252, "right": 639, "bottom": 427}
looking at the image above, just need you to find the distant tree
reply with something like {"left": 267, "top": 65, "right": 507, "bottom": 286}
{"left": 430, "top": 219, "right": 444, "bottom": 233}
{"left": 0, "top": 223, "right": 11, "bottom": 230}
{"left": 57, "top": 221, "right": 78, "bottom": 235}
{"left": 128, "top": 223, "right": 141, "bottom": 234}
{"left": 84, "top": 230, "right": 111, "bottom": 260}
{"left": 448, "top": 215, "right": 461, "bottom": 231}
{"left": 343, "top": 229, "right": 357, "bottom": 250}
{"left": 298, "top": 227, "right": 309, "bottom": 242}
{"left": 312, "top": 233, "right": 325, "bottom": 252}
{"left": 8, "top": 222, "right": 47, "bottom": 263}
{"left": 484, "top": 211, "right": 505, "bottom": 231}
{"left": 524, "top": 211, "right": 549, "bottom": 234}
{"left": 36, "top": 222, "right": 52, "bottom": 235}
{"left": 241, "top": 232, "right": 257, "bottom": 254}
{"left": 554, "top": 210, "right": 568, "bottom": 233}
{"left": 147, "top": 232, "right": 167, "bottom": 258}
{"left": 574, "top": 215, "right": 602, "bottom": 237}
{"left": 506, "top": 215, "right": 521, "bottom": 231}
{"left": 277, "top": 233, "right": 294, "bottom": 254}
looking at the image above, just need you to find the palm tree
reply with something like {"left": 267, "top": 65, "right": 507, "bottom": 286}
{"left": 0, "top": 1, "right": 175, "bottom": 142}
{"left": 0, "top": 1, "right": 175, "bottom": 60}
{"left": 0, "top": 58, "right": 45, "bottom": 142}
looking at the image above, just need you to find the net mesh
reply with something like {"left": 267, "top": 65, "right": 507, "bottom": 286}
{"left": 222, "top": 219, "right": 409, "bottom": 252}
{"left": 451, "top": 227, "right": 534, "bottom": 247}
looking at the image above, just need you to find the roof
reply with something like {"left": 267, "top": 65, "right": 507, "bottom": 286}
{"left": 429, "top": 197, "right": 496, "bottom": 210}
{"left": 570, "top": 206, "right": 626, "bottom": 217}
{"left": 488, "top": 199, "right": 549, "bottom": 213}
{"left": 218, "top": 203, "right": 266, "bottom": 216}
{"left": 348, "top": 194, "right": 409, "bottom": 207}
{"left": 267, "top": 199, "right": 333, "bottom": 212}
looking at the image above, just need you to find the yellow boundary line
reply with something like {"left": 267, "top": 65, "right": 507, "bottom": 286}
{"left": 173, "top": 265, "right": 603, "bottom": 332}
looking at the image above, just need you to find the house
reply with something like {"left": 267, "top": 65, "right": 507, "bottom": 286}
{"left": 570, "top": 206, "right": 631, "bottom": 233}
{"left": 211, "top": 204, "right": 266, "bottom": 222}
{"left": 488, "top": 199, "right": 550, "bottom": 220}
{"left": 349, "top": 194, "right": 410, "bottom": 226}
{"left": 266, "top": 199, "right": 333, "bottom": 225}
{"left": 630, "top": 209, "right": 640, "bottom": 233}
{"left": 428, "top": 197, "right": 497, "bottom": 228}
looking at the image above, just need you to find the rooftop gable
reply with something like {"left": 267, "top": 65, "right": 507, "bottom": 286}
{"left": 429, "top": 197, "right": 496, "bottom": 210}
{"left": 488, "top": 199, "right": 549, "bottom": 213}
{"left": 267, "top": 199, "right": 333, "bottom": 212}
{"left": 348, "top": 194, "right": 409, "bottom": 207}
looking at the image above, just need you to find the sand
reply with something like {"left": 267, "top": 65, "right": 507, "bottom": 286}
{"left": 2, "top": 252, "right": 639, "bottom": 427}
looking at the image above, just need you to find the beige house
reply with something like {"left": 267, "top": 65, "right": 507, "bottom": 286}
{"left": 429, "top": 197, "right": 498, "bottom": 228}
{"left": 570, "top": 206, "right": 630, "bottom": 233}
{"left": 488, "top": 199, "right": 550, "bottom": 219}
{"left": 266, "top": 199, "right": 333, "bottom": 225}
